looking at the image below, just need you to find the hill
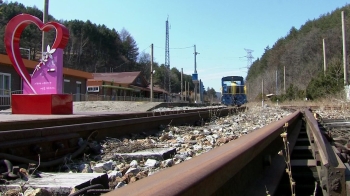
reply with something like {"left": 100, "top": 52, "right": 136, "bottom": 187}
{"left": 246, "top": 5, "right": 350, "bottom": 101}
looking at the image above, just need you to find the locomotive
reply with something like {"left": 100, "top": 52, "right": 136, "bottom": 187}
{"left": 221, "top": 76, "right": 247, "bottom": 106}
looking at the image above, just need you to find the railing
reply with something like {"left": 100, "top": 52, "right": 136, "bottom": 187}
{"left": 1, "top": 90, "right": 23, "bottom": 108}
{"left": 71, "top": 94, "right": 164, "bottom": 102}
{"left": 0, "top": 96, "right": 10, "bottom": 107}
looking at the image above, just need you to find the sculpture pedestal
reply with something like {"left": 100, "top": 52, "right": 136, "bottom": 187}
{"left": 11, "top": 94, "right": 73, "bottom": 114}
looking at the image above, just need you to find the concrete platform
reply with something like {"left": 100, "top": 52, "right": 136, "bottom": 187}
{"left": 0, "top": 101, "right": 196, "bottom": 123}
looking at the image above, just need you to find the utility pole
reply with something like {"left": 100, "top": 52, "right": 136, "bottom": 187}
{"left": 276, "top": 70, "right": 278, "bottom": 95}
{"left": 181, "top": 68, "right": 183, "bottom": 101}
{"left": 323, "top": 38, "right": 327, "bottom": 75}
{"left": 262, "top": 79, "right": 264, "bottom": 107}
{"left": 194, "top": 45, "right": 199, "bottom": 74}
{"left": 199, "top": 79, "right": 202, "bottom": 103}
{"left": 342, "top": 11, "right": 348, "bottom": 85}
{"left": 284, "top": 66, "right": 286, "bottom": 93}
{"left": 184, "top": 81, "right": 186, "bottom": 101}
{"left": 193, "top": 44, "right": 199, "bottom": 103}
{"left": 150, "top": 44, "right": 153, "bottom": 102}
{"left": 42, "top": 0, "right": 49, "bottom": 54}
{"left": 187, "top": 82, "right": 189, "bottom": 101}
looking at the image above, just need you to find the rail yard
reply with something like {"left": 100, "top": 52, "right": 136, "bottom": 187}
{"left": 0, "top": 101, "right": 348, "bottom": 196}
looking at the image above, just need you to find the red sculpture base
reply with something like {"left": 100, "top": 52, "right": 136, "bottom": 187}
{"left": 11, "top": 94, "right": 73, "bottom": 114}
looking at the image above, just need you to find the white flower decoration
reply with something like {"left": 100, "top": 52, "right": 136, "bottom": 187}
{"left": 32, "top": 45, "right": 57, "bottom": 75}
{"left": 43, "top": 45, "right": 56, "bottom": 62}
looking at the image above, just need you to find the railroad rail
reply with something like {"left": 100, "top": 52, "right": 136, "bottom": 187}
{"left": 1, "top": 106, "right": 348, "bottom": 195}
{"left": 104, "top": 108, "right": 347, "bottom": 196}
{"left": 0, "top": 107, "right": 243, "bottom": 165}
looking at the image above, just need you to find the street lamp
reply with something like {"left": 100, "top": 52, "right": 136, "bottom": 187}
{"left": 19, "top": 47, "right": 30, "bottom": 60}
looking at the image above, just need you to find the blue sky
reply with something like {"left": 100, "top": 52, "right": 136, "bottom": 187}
{"left": 12, "top": 0, "right": 350, "bottom": 92}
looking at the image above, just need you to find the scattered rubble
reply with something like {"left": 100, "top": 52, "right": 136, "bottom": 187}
{"left": 50, "top": 105, "right": 293, "bottom": 191}
{"left": 314, "top": 108, "right": 350, "bottom": 120}
{"left": 314, "top": 107, "right": 350, "bottom": 163}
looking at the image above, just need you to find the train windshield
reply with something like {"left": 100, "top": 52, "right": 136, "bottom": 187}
{"left": 222, "top": 76, "right": 244, "bottom": 94}
{"left": 222, "top": 80, "right": 242, "bottom": 86}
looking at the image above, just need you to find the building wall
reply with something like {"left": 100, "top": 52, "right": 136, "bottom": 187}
{"left": 63, "top": 75, "right": 87, "bottom": 94}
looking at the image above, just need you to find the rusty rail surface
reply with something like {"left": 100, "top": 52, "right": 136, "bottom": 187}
{"left": 104, "top": 110, "right": 301, "bottom": 196}
{"left": 0, "top": 107, "right": 242, "bottom": 164}
{"left": 303, "top": 109, "right": 346, "bottom": 195}
{"left": 0, "top": 107, "right": 237, "bottom": 131}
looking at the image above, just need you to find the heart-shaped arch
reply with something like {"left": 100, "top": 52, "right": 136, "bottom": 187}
{"left": 4, "top": 14, "right": 69, "bottom": 94}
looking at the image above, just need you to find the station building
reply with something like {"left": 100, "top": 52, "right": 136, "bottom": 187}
{"left": 87, "top": 72, "right": 168, "bottom": 102}
{"left": 0, "top": 54, "right": 93, "bottom": 108}
{"left": 0, "top": 54, "right": 169, "bottom": 109}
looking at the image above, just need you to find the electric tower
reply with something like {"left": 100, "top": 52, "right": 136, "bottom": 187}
{"left": 244, "top": 48, "right": 254, "bottom": 68}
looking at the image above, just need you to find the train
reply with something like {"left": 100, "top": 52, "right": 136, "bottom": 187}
{"left": 221, "top": 76, "right": 247, "bottom": 106}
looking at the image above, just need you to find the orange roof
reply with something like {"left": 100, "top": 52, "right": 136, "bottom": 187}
{"left": 89, "top": 72, "right": 169, "bottom": 94}
{"left": 92, "top": 72, "right": 142, "bottom": 84}
{"left": 0, "top": 54, "right": 93, "bottom": 79}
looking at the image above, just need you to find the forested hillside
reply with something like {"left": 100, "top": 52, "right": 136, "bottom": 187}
{"left": 0, "top": 1, "right": 218, "bottom": 100}
{"left": 246, "top": 5, "right": 350, "bottom": 101}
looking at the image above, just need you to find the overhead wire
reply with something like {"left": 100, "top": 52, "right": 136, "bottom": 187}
{"left": 154, "top": 45, "right": 194, "bottom": 50}
{"left": 139, "top": 44, "right": 152, "bottom": 54}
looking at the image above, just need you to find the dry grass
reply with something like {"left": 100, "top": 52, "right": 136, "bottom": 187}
{"left": 246, "top": 92, "right": 350, "bottom": 108}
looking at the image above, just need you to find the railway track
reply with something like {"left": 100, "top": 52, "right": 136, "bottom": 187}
{"left": 103, "top": 108, "right": 347, "bottom": 196}
{"left": 0, "top": 107, "right": 241, "bottom": 165}
{"left": 1, "top": 106, "right": 349, "bottom": 195}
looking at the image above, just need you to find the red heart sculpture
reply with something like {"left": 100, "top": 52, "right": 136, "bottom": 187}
{"left": 4, "top": 14, "right": 69, "bottom": 93}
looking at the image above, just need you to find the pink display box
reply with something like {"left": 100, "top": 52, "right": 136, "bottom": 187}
{"left": 11, "top": 94, "right": 73, "bottom": 114}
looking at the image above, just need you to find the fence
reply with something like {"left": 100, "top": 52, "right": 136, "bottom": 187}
{"left": 0, "top": 90, "right": 23, "bottom": 108}
{"left": 0, "top": 90, "right": 10, "bottom": 108}
{"left": 71, "top": 94, "right": 164, "bottom": 102}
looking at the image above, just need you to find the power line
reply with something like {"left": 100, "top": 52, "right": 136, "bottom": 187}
{"left": 170, "top": 46, "right": 194, "bottom": 49}
{"left": 139, "top": 44, "right": 152, "bottom": 54}
{"left": 154, "top": 45, "right": 193, "bottom": 50}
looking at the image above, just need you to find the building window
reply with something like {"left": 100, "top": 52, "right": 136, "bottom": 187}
{"left": 87, "top": 86, "right": 99, "bottom": 92}
{"left": 0, "top": 73, "right": 11, "bottom": 97}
